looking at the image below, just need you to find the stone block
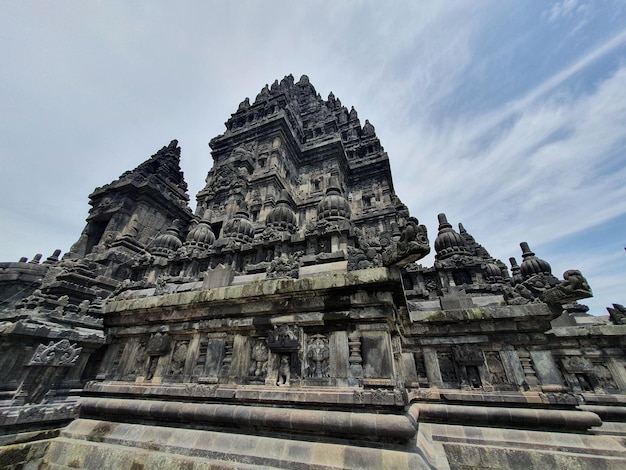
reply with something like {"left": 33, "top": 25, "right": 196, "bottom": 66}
{"left": 530, "top": 350, "right": 565, "bottom": 387}
{"left": 202, "top": 264, "right": 234, "bottom": 289}
{"left": 298, "top": 261, "right": 348, "bottom": 278}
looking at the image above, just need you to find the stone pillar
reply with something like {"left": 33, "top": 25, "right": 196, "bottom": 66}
{"left": 63, "top": 349, "right": 92, "bottom": 386}
{"left": 607, "top": 357, "right": 626, "bottom": 391}
{"left": 330, "top": 331, "right": 349, "bottom": 382}
{"left": 423, "top": 347, "right": 442, "bottom": 387}
{"left": 348, "top": 330, "right": 363, "bottom": 382}
{"left": 184, "top": 334, "right": 201, "bottom": 381}
{"left": 500, "top": 349, "right": 526, "bottom": 387}
{"left": 401, "top": 353, "right": 419, "bottom": 386}
{"left": 530, "top": 350, "right": 565, "bottom": 391}
{"left": 219, "top": 336, "right": 234, "bottom": 381}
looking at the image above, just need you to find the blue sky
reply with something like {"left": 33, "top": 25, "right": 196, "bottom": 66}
{"left": 1, "top": 1, "right": 625, "bottom": 315}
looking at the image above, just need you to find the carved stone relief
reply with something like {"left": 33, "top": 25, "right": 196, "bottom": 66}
{"left": 249, "top": 339, "right": 269, "bottom": 379}
{"left": 485, "top": 352, "right": 508, "bottom": 385}
{"left": 306, "top": 334, "right": 330, "bottom": 378}
{"left": 168, "top": 340, "right": 189, "bottom": 376}
{"left": 28, "top": 340, "right": 82, "bottom": 367}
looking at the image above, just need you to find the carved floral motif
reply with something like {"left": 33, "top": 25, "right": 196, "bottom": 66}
{"left": 29, "top": 339, "right": 81, "bottom": 367}
{"left": 249, "top": 339, "right": 269, "bottom": 378}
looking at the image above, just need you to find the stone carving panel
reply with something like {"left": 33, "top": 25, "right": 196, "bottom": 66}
{"left": 129, "top": 340, "right": 148, "bottom": 376}
{"left": 306, "top": 334, "right": 330, "bottom": 378}
{"left": 276, "top": 354, "right": 291, "bottom": 386}
{"left": 168, "top": 340, "right": 189, "bottom": 376}
{"left": 147, "top": 332, "right": 172, "bottom": 356}
{"left": 593, "top": 361, "right": 618, "bottom": 390}
{"left": 485, "top": 352, "right": 508, "bottom": 385}
{"left": 561, "top": 356, "right": 594, "bottom": 374}
{"left": 249, "top": 339, "right": 269, "bottom": 379}
{"left": 28, "top": 339, "right": 82, "bottom": 367}
{"left": 267, "top": 325, "right": 301, "bottom": 352}
{"left": 437, "top": 351, "right": 458, "bottom": 384}
{"left": 452, "top": 344, "right": 484, "bottom": 366}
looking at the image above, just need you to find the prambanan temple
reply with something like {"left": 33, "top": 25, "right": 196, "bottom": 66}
{"left": 2, "top": 75, "right": 626, "bottom": 469}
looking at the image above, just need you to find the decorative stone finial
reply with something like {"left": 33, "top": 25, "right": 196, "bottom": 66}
{"left": 437, "top": 213, "right": 452, "bottom": 229}
{"left": 434, "top": 214, "right": 470, "bottom": 260}
{"left": 519, "top": 242, "right": 552, "bottom": 278}
{"left": 29, "top": 254, "right": 43, "bottom": 264}
{"left": 238, "top": 97, "right": 251, "bottom": 111}
{"left": 520, "top": 242, "right": 534, "bottom": 258}
{"left": 326, "top": 175, "right": 342, "bottom": 194}
{"left": 362, "top": 120, "right": 376, "bottom": 137}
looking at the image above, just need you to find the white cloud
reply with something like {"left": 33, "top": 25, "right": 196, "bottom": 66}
{"left": 387, "top": 34, "right": 626, "bottom": 313}
{"left": 0, "top": 1, "right": 624, "bottom": 313}
{"left": 548, "top": 0, "right": 583, "bottom": 22}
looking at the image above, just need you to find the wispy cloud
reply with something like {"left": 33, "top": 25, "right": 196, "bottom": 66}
{"left": 0, "top": 1, "right": 624, "bottom": 313}
{"left": 387, "top": 27, "right": 626, "bottom": 313}
{"left": 547, "top": 0, "right": 586, "bottom": 23}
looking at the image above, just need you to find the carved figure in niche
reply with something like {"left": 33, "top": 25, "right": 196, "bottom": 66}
{"left": 452, "top": 344, "right": 484, "bottom": 366}
{"left": 146, "top": 357, "right": 159, "bottom": 380}
{"left": 438, "top": 352, "right": 458, "bottom": 384}
{"left": 485, "top": 352, "right": 507, "bottom": 385}
{"left": 425, "top": 277, "right": 437, "bottom": 293}
{"left": 466, "top": 366, "right": 482, "bottom": 388}
{"left": 130, "top": 342, "right": 147, "bottom": 376}
{"left": 53, "top": 295, "right": 70, "bottom": 314}
{"left": 249, "top": 339, "right": 269, "bottom": 378}
{"left": 147, "top": 331, "right": 171, "bottom": 355}
{"left": 576, "top": 374, "right": 594, "bottom": 392}
{"left": 594, "top": 363, "right": 618, "bottom": 390}
{"left": 276, "top": 355, "right": 291, "bottom": 386}
{"left": 120, "top": 214, "right": 140, "bottom": 239}
{"left": 413, "top": 352, "right": 428, "bottom": 382}
{"left": 169, "top": 341, "right": 189, "bottom": 376}
{"left": 306, "top": 334, "right": 330, "bottom": 378}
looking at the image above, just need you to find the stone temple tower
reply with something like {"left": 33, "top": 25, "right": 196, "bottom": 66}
{"left": 1, "top": 75, "right": 626, "bottom": 469}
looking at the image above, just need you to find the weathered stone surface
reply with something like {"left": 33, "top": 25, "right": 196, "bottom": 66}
{"left": 1, "top": 75, "right": 625, "bottom": 469}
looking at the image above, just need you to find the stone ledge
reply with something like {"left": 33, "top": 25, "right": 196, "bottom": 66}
{"left": 420, "top": 422, "right": 626, "bottom": 469}
{"left": 408, "top": 403, "right": 601, "bottom": 431}
{"left": 84, "top": 382, "right": 406, "bottom": 407}
{"left": 105, "top": 267, "right": 399, "bottom": 314}
{"left": 408, "top": 303, "right": 553, "bottom": 324}
{"left": 47, "top": 418, "right": 435, "bottom": 469}
{"left": 80, "top": 397, "right": 416, "bottom": 443}
{"left": 579, "top": 404, "right": 626, "bottom": 422}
